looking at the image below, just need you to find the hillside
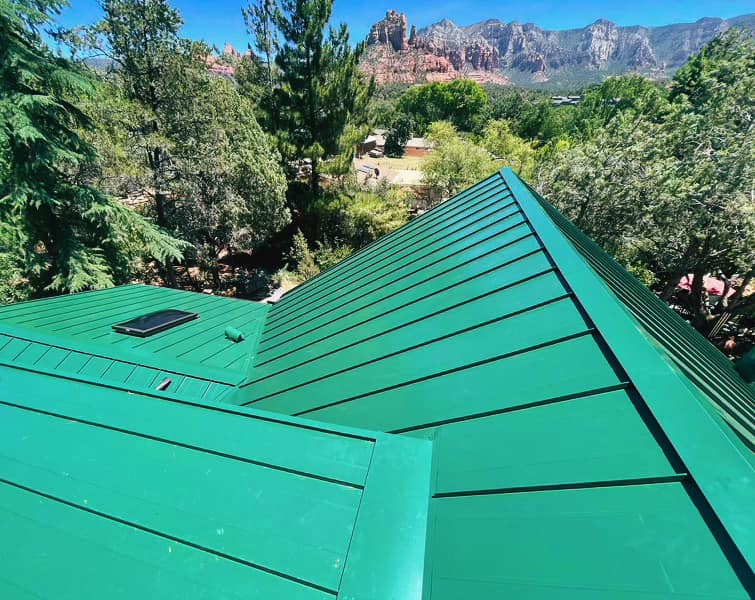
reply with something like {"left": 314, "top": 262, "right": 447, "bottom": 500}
{"left": 361, "top": 10, "right": 755, "bottom": 87}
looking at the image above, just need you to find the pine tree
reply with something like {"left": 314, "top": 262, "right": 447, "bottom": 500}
{"left": 0, "top": 0, "right": 183, "bottom": 296}
{"left": 245, "top": 0, "right": 373, "bottom": 199}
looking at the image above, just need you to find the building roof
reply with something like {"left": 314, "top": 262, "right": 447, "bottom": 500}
{"left": 1, "top": 168, "right": 753, "bottom": 599}
{"left": 0, "top": 285, "right": 268, "bottom": 401}
{"left": 0, "top": 363, "right": 431, "bottom": 600}
{"left": 234, "top": 168, "right": 754, "bottom": 598}
{"left": 406, "top": 137, "right": 431, "bottom": 148}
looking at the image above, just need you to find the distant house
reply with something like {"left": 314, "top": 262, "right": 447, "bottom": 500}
{"left": 405, "top": 137, "right": 432, "bottom": 157}
{"left": 551, "top": 95, "right": 583, "bottom": 106}
{"left": 357, "top": 135, "right": 378, "bottom": 156}
{"left": 357, "top": 130, "right": 387, "bottom": 156}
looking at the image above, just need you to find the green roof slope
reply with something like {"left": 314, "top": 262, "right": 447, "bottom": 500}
{"left": 0, "top": 284, "right": 269, "bottom": 401}
{"left": 232, "top": 169, "right": 754, "bottom": 598}
{"left": 0, "top": 364, "right": 431, "bottom": 600}
{"left": 2, "top": 168, "right": 753, "bottom": 599}
{"left": 526, "top": 178, "right": 755, "bottom": 448}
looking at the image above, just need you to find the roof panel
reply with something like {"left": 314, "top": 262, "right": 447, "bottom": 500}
{"left": 534, "top": 188, "right": 755, "bottom": 445}
{"left": 246, "top": 297, "right": 591, "bottom": 414}
{"left": 263, "top": 205, "right": 524, "bottom": 339}
{"left": 2, "top": 167, "right": 753, "bottom": 598}
{"left": 0, "top": 365, "right": 431, "bottom": 599}
{"left": 250, "top": 271, "right": 568, "bottom": 391}
{"left": 233, "top": 168, "right": 753, "bottom": 597}
{"left": 0, "top": 484, "right": 332, "bottom": 600}
{"left": 0, "top": 284, "right": 268, "bottom": 387}
{"left": 429, "top": 482, "right": 748, "bottom": 599}
{"left": 1, "top": 404, "right": 362, "bottom": 590}
{"left": 254, "top": 249, "right": 553, "bottom": 368}
{"left": 298, "top": 334, "right": 626, "bottom": 432}
{"left": 430, "top": 389, "right": 677, "bottom": 494}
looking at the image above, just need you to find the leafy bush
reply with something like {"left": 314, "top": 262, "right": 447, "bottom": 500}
{"left": 397, "top": 80, "right": 490, "bottom": 134}
{"left": 0, "top": 253, "right": 30, "bottom": 305}
{"left": 311, "top": 186, "right": 410, "bottom": 249}
{"left": 422, "top": 122, "right": 497, "bottom": 200}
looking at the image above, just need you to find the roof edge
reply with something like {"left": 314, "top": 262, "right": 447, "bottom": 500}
{"left": 337, "top": 434, "right": 433, "bottom": 600}
{"left": 501, "top": 167, "right": 755, "bottom": 571}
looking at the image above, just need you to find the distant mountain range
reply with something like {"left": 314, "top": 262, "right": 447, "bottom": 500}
{"left": 360, "top": 10, "right": 755, "bottom": 88}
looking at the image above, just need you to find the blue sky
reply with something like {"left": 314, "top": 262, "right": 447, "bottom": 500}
{"left": 51, "top": 1, "right": 755, "bottom": 53}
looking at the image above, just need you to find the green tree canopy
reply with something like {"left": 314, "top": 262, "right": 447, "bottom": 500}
{"left": 65, "top": 0, "right": 289, "bottom": 288}
{"left": 0, "top": 0, "right": 183, "bottom": 296}
{"left": 384, "top": 115, "right": 412, "bottom": 157}
{"left": 573, "top": 75, "right": 669, "bottom": 138}
{"left": 482, "top": 119, "right": 537, "bottom": 180}
{"left": 540, "top": 30, "right": 755, "bottom": 329}
{"left": 168, "top": 77, "right": 289, "bottom": 286}
{"left": 422, "top": 121, "right": 497, "bottom": 201}
{"left": 244, "top": 0, "right": 373, "bottom": 198}
{"left": 398, "top": 79, "right": 490, "bottom": 134}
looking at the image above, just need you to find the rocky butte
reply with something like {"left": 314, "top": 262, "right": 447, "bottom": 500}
{"left": 360, "top": 10, "right": 755, "bottom": 86}
{"left": 360, "top": 10, "right": 510, "bottom": 85}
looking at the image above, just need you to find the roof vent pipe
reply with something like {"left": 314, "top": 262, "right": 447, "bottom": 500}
{"left": 224, "top": 326, "right": 245, "bottom": 343}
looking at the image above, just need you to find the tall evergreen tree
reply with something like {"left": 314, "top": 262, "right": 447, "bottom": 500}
{"left": 0, "top": 0, "right": 183, "bottom": 296}
{"left": 245, "top": 0, "right": 373, "bottom": 199}
{"left": 65, "top": 0, "right": 289, "bottom": 289}
{"left": 66, "top": 0, "right": 196, "bottom": 229}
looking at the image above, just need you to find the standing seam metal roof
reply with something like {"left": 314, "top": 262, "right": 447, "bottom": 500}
{"left": 232, "top": 168, "right": 754, "bottom": 599}
{"left": 0, "top": 168, "right": 753, "bottom": 599}
{"left": 0, "top": 365, "right": 431, "bottom": 599}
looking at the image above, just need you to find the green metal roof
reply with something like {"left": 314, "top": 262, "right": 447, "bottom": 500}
{"left": 0, "top": 364, "right": 431, "bottom": 599}
{"left": 1, "top": 168, "right": 753, "bottom": 599}
{"left": 232, "top": 168, "right": 754, "bottom": 598}
{"left": 0, "top": 284, "right": 269, "bottom": 401}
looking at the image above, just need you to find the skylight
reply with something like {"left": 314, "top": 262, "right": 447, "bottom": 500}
{"left": 112, "top": 309, "right": 198, "bottom": 337}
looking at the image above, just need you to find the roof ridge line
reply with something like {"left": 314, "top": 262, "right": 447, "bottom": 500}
{"left": 500, "top": 167, "right": 755, "bottom": 573}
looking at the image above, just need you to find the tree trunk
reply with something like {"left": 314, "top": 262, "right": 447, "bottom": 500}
{"left": 690, "top": 267, "right": 711, "bottom": 332}
{"left": 725, "top": 271, "right": 753, "bottom": 311}
{"left": 659, "top": 239, "right": 700, "bottom": 301}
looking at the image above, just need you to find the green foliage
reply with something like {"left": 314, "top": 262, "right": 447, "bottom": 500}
{"left": 168, "top": 76, "right": 289, "bottom": 284}
{"left": 322, "top": 122, "right": 369, "bottom": 177}
{"left": 486, "top": 86, "right": 547, "bottom": 124}
{"left": 367, "top": 83, "right": 409, "bottom": 128}
{"left": 321, "top": 189, "right": 409, "bottom": 248}
{"left": 233, "top": 54, "right": 272, "bottom": 122}
{"left": 66, "top": 0, "right": 289, "bottom": 288}
{"left": 311, "top": 182, "right": 410, "bottom": 248}
{"left": 540, "top": 30, "right": 755, "bottom": 328}
{"left": 485, "top": 86, "right": 573, "bottom": 143}
{"left": 312, "top": 241, "right": 352, "bottom": 271}
{"left": 482, "top": 120, "right": 537, "bottom": 180}
{"left": 259, "top": 0, "right": 374, "bottom": 196}
{"left": 573, "top": 75, "right": 668, "bottom": 138}
{"left": 286, "top": 228, "right": 320, "bottom": 280}
{"left": 422, "top": 122, "right": 497, "bottom": 200}
{"left": 74, "top": 79, "right": 150, "bottom": 196}
{"left": 397, "top": 80, "right": 490, "bottom": 134}
{"left": 0, "top": 252, "right": 29, "bottom": 304}
{"left": 1, "top": 0, "right": 184, "bottom": 296}
{"left": 384, "top": 115, "right": 412, "bottom": 157}
{"left": 278, "top": 227, "right": 353, "bottom": 287}
{"left": 65, "top": 1, "right": 218, "bottom": 228}
{"left": 242, "top": 0, "right": 277, "bottom": 88}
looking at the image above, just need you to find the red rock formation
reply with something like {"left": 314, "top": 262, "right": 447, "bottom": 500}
{"left": 363, "top": 11, "right": 506, "bottom": 85}
{"left": 367, "top": 10, "right": 409, "bottom": 52}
